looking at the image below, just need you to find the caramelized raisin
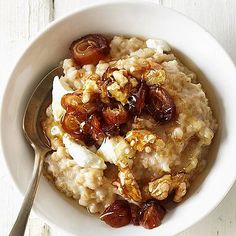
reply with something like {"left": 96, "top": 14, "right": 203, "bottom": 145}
{"left": 61, "top": 113, "right": 86, "bottom": 141}
{"left": 128, "top": 80, "right": 148, "bottom": 115}
{"left": 138, "top": 200, "right": 166, "bottom": 229}
{"left": 70, "top": 34, "right": 110, "bottom": 66}
{"left": 102, "top": 104, "right": 128, "bottom": 126}
{"left": 83, "top": 114, "right": 105, "bottom": 142}
{"left": 100, "top": 200, "right": 132, "bottom": 228}
{"left": 61, "top": 93, "right": 97, "bottom": 115}
{"left": 130, "top": 204, "right": 141, "bottom": 225}
{"left": 61, "top": 93, "right": 82, "bottom": 113}
{"left": 146, "top": 86, "right": 176, "bottom": 122}
{"left": 102, "top": 123, "right": 120, "bottom": 137}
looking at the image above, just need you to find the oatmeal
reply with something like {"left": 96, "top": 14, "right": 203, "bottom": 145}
{"left": 42, "top": 34, "right": 217, "bottom": 229}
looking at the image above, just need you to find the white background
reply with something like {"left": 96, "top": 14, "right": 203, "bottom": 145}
{"left": 0, "top": 0, "right": 236, "bottom": 235}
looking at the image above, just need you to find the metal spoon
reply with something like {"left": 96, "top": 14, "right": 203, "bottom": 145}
{"left": 9, "top": 66, "right": 63, "bottom": 236}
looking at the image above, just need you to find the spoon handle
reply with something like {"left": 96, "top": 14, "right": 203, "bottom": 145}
{"left": 9, "top": 149, "right": 45, "bottom": 236}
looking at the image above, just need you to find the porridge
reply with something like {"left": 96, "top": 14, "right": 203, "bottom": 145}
{"left": 42, "top": 34, "right": 217, "bottom": 229}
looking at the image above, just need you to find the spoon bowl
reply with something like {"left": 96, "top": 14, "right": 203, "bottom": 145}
{"left": 23, "top": 66, "right": 63, "bottom": 149}
{"left": 9, "top": 66, "right": 63, "bottom": 236}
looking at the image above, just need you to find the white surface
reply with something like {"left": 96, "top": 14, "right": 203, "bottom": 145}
{"left": 0, "top": 0, "right": 236, "bottom": 235}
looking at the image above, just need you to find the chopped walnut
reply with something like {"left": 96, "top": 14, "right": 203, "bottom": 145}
{"left": 173, "top": 182, "right": 187, "bottom": 202}
{"left": 112, "top": 70, "right": 128, "bottom": 87}
{"left": 98, "top": 136, "right": 141, "bottom": 203}
{"left": 113, "top": 168, "right": 142, "bottom": 203}
{"left": 95, "top": 63, "right": 109, "bottom": 77}
{"left": 125, "top": 58, "right": 166, "bottom": 86}
{"left": 129, "top": 77, "right": 139, "bottom": 87}
{"left": 107, "top": 82, "right": 128, "bottom": 104}
{"left": 148, "top": 175, "right": 172, "bottom": 200}
{"left": 144, "top": 68, "right": 166, "bottom": 86}
{"left": 82, "top": 79, "right": 99, "bottom": 103}
{"left": 125, "top": 130, "right": 159, "bottom": 152}
{"left": 148, "top": 173, "right": 190, "bottom": 203}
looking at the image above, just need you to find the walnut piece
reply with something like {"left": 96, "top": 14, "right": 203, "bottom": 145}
{"left": 144, "top": 68, "right": 166, "bottom": 86}
{"left": 126, "top": 129, "right": 162, "bottom": 152}
{"left": 113, "top": 168, "right": 142, "bottom": 203}
{"left": 148, "top": 173, "right": 190, "bottom": 202}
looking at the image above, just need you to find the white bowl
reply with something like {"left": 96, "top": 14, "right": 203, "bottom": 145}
{"left": 1, "top": 1, "right": 236, "bottom": 235}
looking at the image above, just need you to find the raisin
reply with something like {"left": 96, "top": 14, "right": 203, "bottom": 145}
{"left": 146, "top": 86, "right": 176, "bottom": 122}
{"left": 61, "top": 113, "right": 88, "bottom": 141}
{"left": 128, "top": 80, "right": 148, "bottom": 115}
{"left": 61, "top": 113, "right": 82, "bottom": 135}
{"left": 138, "top": 200, "right": 166, "bottom": 229}
{"left": 61, "top": 93, "right": 82, "bottom": 113}
{"left": 100, "top": 200, "right": 132, "bottom": 228}
{"left": 130, "top": 204, "right": 141, "bottom": 225}
{"left": 102, "top": 104, "right": 128, "bottom": 126}
{"left": 83, "top": 114, "right": 105, "bottom": 142}
{"left": 102, "top": 123, "right": 120, "bottom": 137}
{"left": 61, "top": 93, "right": 97, "bottom": 115}
{"left": 70, "top": 34, "right": 110, "bottom": 66}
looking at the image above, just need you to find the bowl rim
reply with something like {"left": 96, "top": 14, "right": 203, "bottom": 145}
{"left": 1, "top": 0, "right": 236, "bottom": 235}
